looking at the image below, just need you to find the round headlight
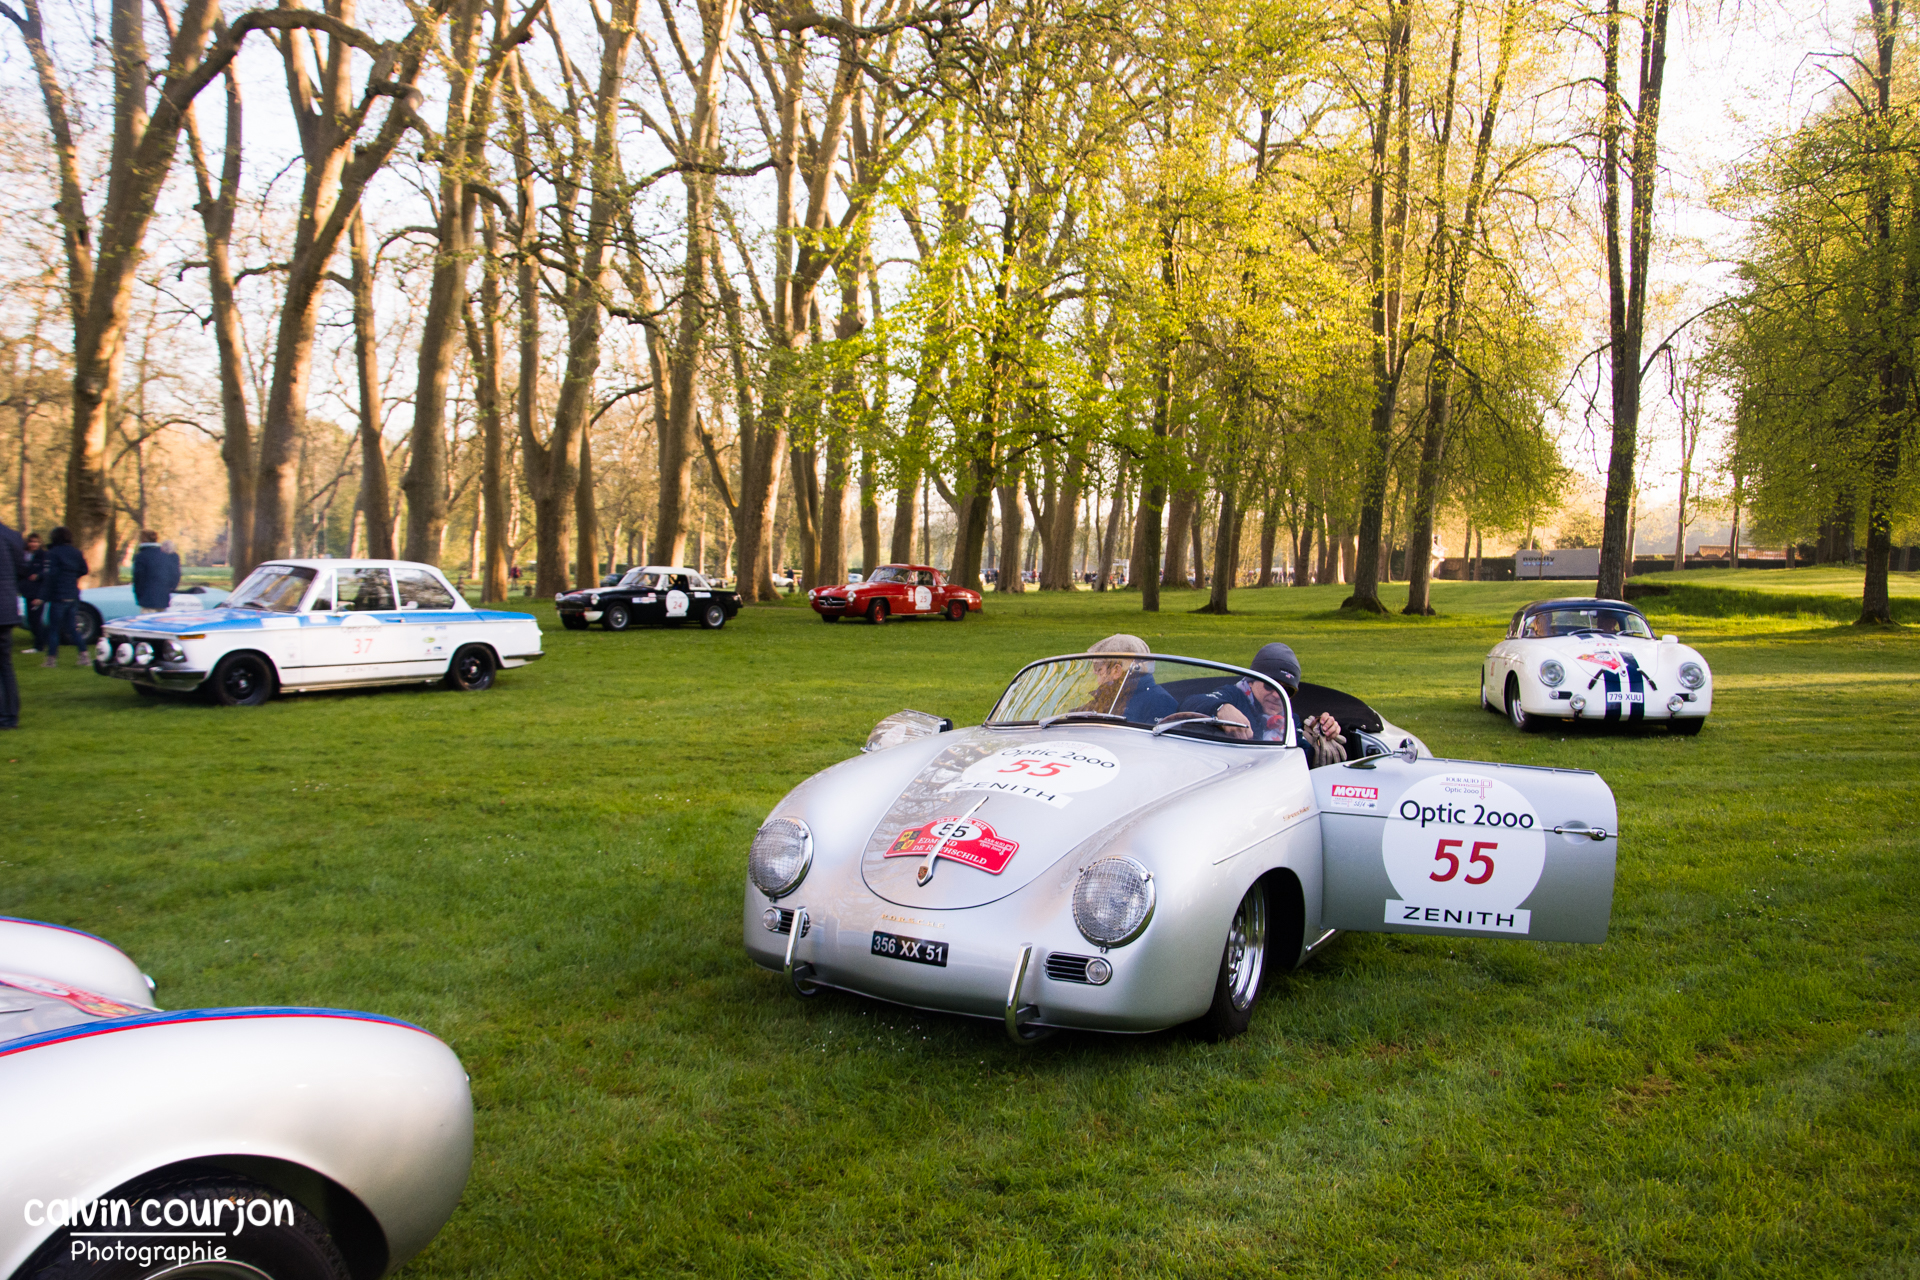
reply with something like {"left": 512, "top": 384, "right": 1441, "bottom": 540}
{"left": 113, "top": 642, "right": 133, "bottom": 665}
{"left": 1678, "top": 662, "right": 1705, "bottom": 690}
{"left": 133, "top": 641, "right": 155, "bottom": 666}
{"left": 1072, "top": 856, "right": 1155, "bottom": 948}
{"left": 749, "top": 817, "right": 812, "bottom": 899}
{"left": 95, "top": 638, "right": 111, "bottom": 663}
{"left": 1539, "top": 659, "right": 1565, "bottom": 687}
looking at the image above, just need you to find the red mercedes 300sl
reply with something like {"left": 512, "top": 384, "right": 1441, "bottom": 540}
{"left": 809, "top": 564, "right": 983, "bottom": 624}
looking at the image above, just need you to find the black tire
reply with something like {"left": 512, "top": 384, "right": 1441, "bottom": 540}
{"left": 70, "top": 604, "right": 101, "bottom": 649}
{"left": 1670, "top": 716, "right": 1705, "bottom": 736}
{"left": 23, "top": 1170, "right": 351, "bottom": 1280}
{"left": 699, "top": 602, "right": 727, "bottom": 629}
{"left": 208, "top": 652, "right": 275, "bottom": 707}
{"left": 1505, "top": 674, "right": 1541, "bottom": 733}
{"left": 820, "top": 613, "right": 840, "bottom": 623}
{"left": 601, "top": 603, "right": 632, "bottom": 631}
{"left": 132, "top": 684, "right": 164, "bottom": 698}
{"left": 1200, "top": 881, "right": 1269, "bottom": 1040}
{"left": 945, "top": 599, "right": 966, "bottom": 621}
{"left": 560, "top": 614, "right": 589, "bottom": 631}
{"left": 446, "top": 644, "right": 496, "bottom": 691}
{"left": 867, "top": 600, "right": 889, "bottom": 625}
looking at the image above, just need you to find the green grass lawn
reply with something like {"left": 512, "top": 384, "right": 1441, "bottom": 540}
{"left": 1631, "top": 566, "right": 1920, "bottom": 598}
{"left": 6, "top": 585, "right": 1917, "bottom": 1277}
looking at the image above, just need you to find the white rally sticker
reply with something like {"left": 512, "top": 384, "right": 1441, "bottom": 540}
{"left": 665, "top": 590, "right": 689, "bottom": 618}
{"left": 943, "top": 741, "right": 1121, "bottom": 809}
{"left": 1326, "top": 782, "right": 1380, "bottom": 811}
{"left": 1381, "top": 772, "right": 1545, "bottom": 934}
{"left": 914, "top": 585, "right": 933, "bottom": 610}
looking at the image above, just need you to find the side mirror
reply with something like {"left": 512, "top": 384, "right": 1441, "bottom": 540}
{"left": 401, "top": 600, "right": 419, "bottom": 610}
{"left": 1662, "top": 634, "right": 1678, "bottom": 644}
{"left": 863, "top": 709, "right": 953, "bottom": 753}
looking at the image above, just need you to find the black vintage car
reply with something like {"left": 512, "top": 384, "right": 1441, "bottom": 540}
{"left": 555, "top": 565, "right": 742, "bottom": 631}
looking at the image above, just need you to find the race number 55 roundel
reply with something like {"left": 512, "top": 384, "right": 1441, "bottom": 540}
{"left": 944, "top": 740, "right": 1121, "bottom": 809}
{"left": 1380, "top": 773, "right": 1545, "bottom": 934}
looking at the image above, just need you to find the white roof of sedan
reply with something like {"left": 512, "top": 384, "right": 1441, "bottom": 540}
{"left": 261, "top": 558, "right": 451, "bottom": 572}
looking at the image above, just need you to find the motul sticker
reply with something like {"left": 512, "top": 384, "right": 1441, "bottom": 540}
{"left": 885, "top": 817, "right": 1020, "bottom": 874}
{"left": 1327, "top": 783, "right": 1380, "bottom": 811}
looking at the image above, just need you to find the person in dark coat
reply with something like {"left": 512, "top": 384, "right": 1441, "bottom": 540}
{"left": 130, "top": 531, "right": 177, "bottom": 612}
{"left": 1178, "top": 641, "right": 1348, "bottom": 767}
{"left": 41, "top": 526, "right": 89, "bottom": 667}
{"left": 0, "top": 520, "right": 27, "bottom": 726}
{"left": 21, "top": 532, "right": 47, "bottom": 652}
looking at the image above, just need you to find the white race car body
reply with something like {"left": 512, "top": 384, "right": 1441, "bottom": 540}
{"left": 93, "top": 558, "right": 543, "bottom": 701}
{"left": 744, "top": 654, "right": 1621, "bottom": 1042}
{"left": 1482, "top": 597, "right": 1712, "bottom": 731}
{"left": 0, "top": 918, "right": 472, "bottom": 1280}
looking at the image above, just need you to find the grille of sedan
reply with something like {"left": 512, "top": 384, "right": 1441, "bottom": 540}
{"left": 818, "top": 596, "right": 846, "bottom": 606}
{"left": 1045, "top": 952, "right": 1099, "bottom": 983}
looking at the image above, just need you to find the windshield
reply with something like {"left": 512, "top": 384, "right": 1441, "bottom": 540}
{"left": 227, "top": 564, "right": 316, "bottom": 613}
{"left": 987, "top": 655, "right": 1294, "bottom": 744}
{"left": 1523, "top": 607, "right": 1653, "bottom": 639}
{"left": 866, "top": 566, "right": 908, "bottom": 584}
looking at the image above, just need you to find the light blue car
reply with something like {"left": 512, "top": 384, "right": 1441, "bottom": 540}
{"left": 16, "top": 584, "right": 229, "bottom": 649}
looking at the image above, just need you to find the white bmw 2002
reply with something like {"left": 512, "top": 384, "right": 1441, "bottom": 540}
{"left": 93, "top": 559, "right": 544, "bottom": 705}
{"left": 1481, "top": 597, "right": 1712, "bottom": 734}
{"left": 746, "top": 651, "right": 1620, "bottom": 1042}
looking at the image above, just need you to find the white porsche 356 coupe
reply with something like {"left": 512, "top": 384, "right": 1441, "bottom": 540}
{"left": 1481, "top": 597, "right": 1712, "bottom": 734}
{"left": 744, "top": 652, "right": 1620, "bottom": 1042}
{"left": 0, "top": 917, "right": 472, "bottom": 1280}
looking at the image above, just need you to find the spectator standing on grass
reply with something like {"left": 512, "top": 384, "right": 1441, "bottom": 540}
{"left": 21, "top": 532, "right": 46, "bottom": 653}
{"left": 41, "top": 526, "right": 89, "bottom": 668}
{"left": 0, "top": 519, "right": 26, "bottom": 727}
{"left": 131, "top": 531, "right": 177, "bottom": 613}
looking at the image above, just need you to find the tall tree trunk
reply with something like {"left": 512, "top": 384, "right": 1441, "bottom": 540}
{"left": 859, "top": 449, "right": 880, "bottom": 574}
{"left": 1404, "top": 0, "right": 1520, "bottom": 616}
{"left": 1294, "top": 500, "right": 1317, "bottom": 587}
{"left": 1347, "top": 0, "right": 1415, "bottom": 614}
{"left": 1097, "top": 462, "right": 1126, "bottom": 590}
{"left": 347, "top": 210, "right": 394, "bottom": 558}
{"left": 996, "top": 479, "right": 1024, "bottom": 593}
{"left": 183, "top": 66, "right": 255, "bottom": 583}
{"left": 818, "top": 432, "right": 850, "bottom": 585}
{"left": 1596, "top": 0, "right": 1671, "bottom": 599}
{"left": 575, "top": 421, "right": 598, "bottom": 586}
{"left": 469, "top": 216, "right": 509, "bottom": 602}
{"left": 889, "top": 470, "right": 918, "bottom": 563}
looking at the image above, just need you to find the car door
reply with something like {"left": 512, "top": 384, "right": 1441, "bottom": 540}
{"left": 392, "top": 567, "right": 466, "bottom": 674}
{"left": 910, "top": 569, "right": 936, "bottom": 614}
{"left": 306, "top": 567, "right": 408, "bottom": 682}
{"left": 663, "top": 575, "right": 692, "bottom": 620}
{"left": 1314, "top": 756, "right": 1616, "bottom": 942}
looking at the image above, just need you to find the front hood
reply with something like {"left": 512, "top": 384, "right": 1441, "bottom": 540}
{"left": 102, "top": 606, "right": 289, "bottom": 634}
{"left": 1530, "top": 633, "right": 1696, "bottom": 676}
{"left": 857, "top": 727, "right": 1239, "bottom": 910}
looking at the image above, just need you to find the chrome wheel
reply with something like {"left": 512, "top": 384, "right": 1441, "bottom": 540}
{"left": 1222, "top": 885, "right": 1267, "bottom": 1012}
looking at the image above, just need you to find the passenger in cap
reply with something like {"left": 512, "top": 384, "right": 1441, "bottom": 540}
{"left": 1177, "top": 641, "right": 1347, "bottom": 766}
{"left": 1074, "top": 633, "right": 1178, "bottom": 723}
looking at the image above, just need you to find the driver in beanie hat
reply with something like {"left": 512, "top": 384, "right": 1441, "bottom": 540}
{"left": 1178, "top": 641, "right": 1347, "bottom": 767}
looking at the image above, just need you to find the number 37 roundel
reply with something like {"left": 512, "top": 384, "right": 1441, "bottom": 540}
{"left": 1314, "top": 758, "right": 1617, "bottom": 943}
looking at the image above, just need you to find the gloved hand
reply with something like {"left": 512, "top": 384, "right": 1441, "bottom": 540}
{"left": 1303, "top": 719, "right": 1348, "bottom": 768}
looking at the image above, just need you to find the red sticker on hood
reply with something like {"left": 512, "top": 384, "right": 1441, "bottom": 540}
{"left": 1577, "top": 651, "right": 1623, "bottom": 672}
{"left": 0, "top": 971, "right": 143, "bottom": 1017}
{"left": 885, "top": 817, "right": 1020, "bottom": 875}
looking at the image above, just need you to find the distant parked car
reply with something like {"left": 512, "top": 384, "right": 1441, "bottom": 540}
{"left": 0, "top": 916, "right": 472, "bottom": 1280}
{"left": 15, "top": 583, "right": 229, "bottom": 650}
{"left": 93, "top": 559, "right": 544, "bottom": 705}
{"left": 1481, "top": 597, "right": 1712, "bottom": 734}
{"left": 555, "top": 565, "right": 741, "bottom": 631}
{"left": 809, "top": 564, "right": 982, "bottom": 624}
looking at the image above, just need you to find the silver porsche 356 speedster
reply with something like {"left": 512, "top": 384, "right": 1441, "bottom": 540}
{"left": 745, "top": 652, "right": 1620, "bottom": 1042}
{"left": 0, "top": 917, "right": 472, "bottom": 1280}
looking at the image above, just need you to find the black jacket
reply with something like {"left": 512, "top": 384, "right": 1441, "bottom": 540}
{"left": 131, "top": 542, "right": 179, "bottom": 608}
{"left": 22, "top": 547, "right": 48, "bottom": 602}
{"left": 43, "top": 544, "right": 88, "bottom": 602}
{"left": 0, "top": 524, "right": 24, "bottom": 627}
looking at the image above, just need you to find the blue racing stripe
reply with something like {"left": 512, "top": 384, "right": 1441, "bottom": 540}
{"left": 0, "top": 1006, "right": 433, "bottom": 1057}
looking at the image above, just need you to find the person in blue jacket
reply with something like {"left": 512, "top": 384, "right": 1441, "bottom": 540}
{"left": 1178, "top": 641, "right": 1347, "bottom": 766}
{"left": 0, "top": 519, "right": 26, "bottom": 726}
{"left": 130, "top": 531, "right": 179, "bottom": 612}
{"left": 1075, "top": 633, "right": 1177, "bottom": 723}
{"left": 40, "top": 526, "right": 89, "bottom": 667}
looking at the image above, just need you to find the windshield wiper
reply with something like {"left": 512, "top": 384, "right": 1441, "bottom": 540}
{"left": 1036, "top": 711, "right": 1129, "bottom": 729}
